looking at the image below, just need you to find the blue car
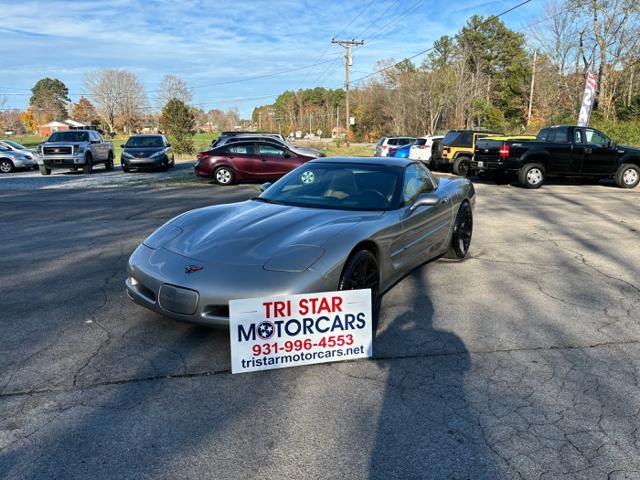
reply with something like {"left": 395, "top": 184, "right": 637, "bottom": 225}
{"left": 389, "top": 141, "right": 414, "bottom": 158}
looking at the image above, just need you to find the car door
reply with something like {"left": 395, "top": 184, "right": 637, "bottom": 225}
{"left": 258, "top": 144, "right": 294, "bottom": 178}
{"left": 225, "top": 142, "right": 262, "bottom": 177}
{"left": 394, "top": 163, "right": 452, "bottom": 271}
{"left": 545, "top": 127, "right": 577, "bottom": 174}
{"left": 578, "top": 128, "right": 621, "bottom": 175}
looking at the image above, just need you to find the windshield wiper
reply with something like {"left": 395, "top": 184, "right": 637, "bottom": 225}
{"left": 251, "top": 197, "right": 275, "bottom": 204}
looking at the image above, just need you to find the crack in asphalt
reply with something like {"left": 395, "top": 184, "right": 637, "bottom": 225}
{"left": 2, "top": 337, "right": 639, "bottom": 400}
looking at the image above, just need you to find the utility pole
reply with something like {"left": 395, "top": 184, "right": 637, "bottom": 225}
{"left": 336, "top": 105, "right": 339, "bottom": 140}
{"left": 527, "top": 50, "right": 537, "bottom": 129}
{"left": 332, "top": 38, "right": 364, "bottom": 147}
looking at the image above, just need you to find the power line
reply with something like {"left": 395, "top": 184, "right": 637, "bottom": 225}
{"left": 346, "top": 0, "right": 533, "bottom": 88}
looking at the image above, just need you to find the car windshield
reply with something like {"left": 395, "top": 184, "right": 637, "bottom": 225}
{"left": 48, "top": 131, "right": 89, "bottom": 142}
{"left": 2, "top": 140, "right": 26, "bottom": 149}
{"left": 259, "top": 163, "right": 402, "bottom": 211}
{"left": 125, "top": 136, "right": 164, "bottom": 148}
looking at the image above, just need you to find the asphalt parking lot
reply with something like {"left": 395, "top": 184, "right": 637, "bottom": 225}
{"left": 1, "top": 174, "right": 639, "bottom": 479}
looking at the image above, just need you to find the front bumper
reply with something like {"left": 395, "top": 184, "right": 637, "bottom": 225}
{"left": 126, "top": 244, "right": 333, "bottom": 327}
{"left": 12, "top": 156, "right": 37, "bottom": 168}
{"left": 122, "top": 155, "right": 166, "bottom": 167}
{"left": 40, "top": 154, "right": 86, "bottom": 168}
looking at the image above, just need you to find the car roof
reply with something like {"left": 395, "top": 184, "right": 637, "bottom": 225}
{"left": 309, "top": 156, "right": 413, "bottom": 167}
{"left": 128, "top": 134, "right": 163, "bottom": 137}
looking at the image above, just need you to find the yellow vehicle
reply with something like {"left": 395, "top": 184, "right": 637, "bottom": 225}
{"left": 432, "top": 129, "right": 500, "bottom": 176}
{"left": 433, "top": 130, "right": 536, "bottom": 176}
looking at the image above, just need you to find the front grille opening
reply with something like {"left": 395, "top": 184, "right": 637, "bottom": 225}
{"left": 133, "top": 281, "right": 156, "bottom": 302}
{"left": 203, "top": 305, "right": 229, "bottom": 318}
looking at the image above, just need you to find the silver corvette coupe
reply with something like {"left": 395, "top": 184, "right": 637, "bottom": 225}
{"left": 126, "top": 157, "right": 475, "bottom": 327}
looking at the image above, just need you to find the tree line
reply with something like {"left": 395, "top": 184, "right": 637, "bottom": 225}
{"left": 252, "top": 0, "right": 640, "bottom": 144}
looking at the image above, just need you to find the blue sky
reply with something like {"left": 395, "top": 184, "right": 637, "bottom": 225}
{"left": 0, "top": 0, "right": 540, "bottom": 117}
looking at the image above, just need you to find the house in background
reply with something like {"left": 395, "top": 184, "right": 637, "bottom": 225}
{"left": 39, "top": 119, "right": 89, "bottom": 137}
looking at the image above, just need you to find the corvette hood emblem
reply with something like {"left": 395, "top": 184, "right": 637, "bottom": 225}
{"left": 185, "top": 265, "right": 204, "bottom": 274}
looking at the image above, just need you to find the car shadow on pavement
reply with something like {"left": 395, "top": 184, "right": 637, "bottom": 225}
{"left": 368, "top": 271, "right": 499, "bottom": 479}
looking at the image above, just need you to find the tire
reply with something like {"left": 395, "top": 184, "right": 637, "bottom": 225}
{"left": 338, "top": 249, "right": 381, "bottom": 331}
{"left": 0, "top": 158, "right": 14, "bottom": 174}
{"left": 105, "top": 153, "right": 114, "bottom": 171}
{"left": 214, "top": 166, "right": 234, "bottom": 185}
{"left": 82, "top": 154, "right": 93, "bottom": 174}
{"left": 518, "top": 163, "right": 545, "bottom": 188}
{"left": 39, "top": 165, "right": 51, "bottom": 176}
{"left": 614, "top": 164, "right": 640, "bottom": 189}
{"left": 161, "top": 158, "right": 169, "bottom": 172}
{"left": 453, "top": 156, "right": 471, "bottom": 176}
{"left": 445, "top": 201, "right": 473, "bottom": 259}
{"left": 122, "top": 165, "right": 130, "bottom": 173}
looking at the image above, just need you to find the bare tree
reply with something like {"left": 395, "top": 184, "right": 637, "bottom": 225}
{"left": 156, "top": 74, "right": 192, "bottom": 109}
{"left": 85, "top": 69, "right": 149, "bottom": 133}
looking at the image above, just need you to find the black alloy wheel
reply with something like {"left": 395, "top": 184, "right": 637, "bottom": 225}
{"left": 338, "top": 249, "right": 381, "bottom": 329}
{"left": 447, "top": 202, "right": 473, "bottom": 259}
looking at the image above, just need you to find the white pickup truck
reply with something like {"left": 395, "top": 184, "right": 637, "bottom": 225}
{"left": 37, "top": 129, "right": 114, "bottom": 175}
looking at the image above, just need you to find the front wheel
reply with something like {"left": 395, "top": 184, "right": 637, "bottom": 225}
{"left": 39, "top": 165, "right": 51, "bottom": 176}
{"left": 105, "top": 153, "right": 114, "bottom": 171}
{"left": 453, "top": 156, "right": 471, "bottom": 176}
{"left": 615, "top": 164, "right": 640, "bottom": 189}
{"left": 518, "top": 163, "right": 545, "bottom": 188}
{"left": 338, "top": 249, "right": 381, "bottom": 330}
{"left": 445, "top": 201, "right": 473, "bottom": 259}
{"left": 82, "top": 154, "right": 93, "bottom": 174}
{"left": 0, "top": 158, "right": 14, "bottom": 173}
{"left": 214, "top": 166, "right": 234, "bottom": 185}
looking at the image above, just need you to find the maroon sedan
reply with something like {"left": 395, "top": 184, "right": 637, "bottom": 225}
{"left": 194, "top": 140, "right": 314, "bottom": 185}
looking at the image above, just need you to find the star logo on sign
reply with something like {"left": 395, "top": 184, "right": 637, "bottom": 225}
{"left": 257, "top": 321, "right": 275, "bottom": 340}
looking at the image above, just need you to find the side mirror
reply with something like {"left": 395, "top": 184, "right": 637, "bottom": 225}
{"left": 120, "top": 144, "right": 125, "bottom": 148}
{"left": 283, "top": 152, "right": 292, "bottom": 158}
{"left": 607, "top": 140, "right": 614, "bottom": 148}
{"left": 166, "top": 143, "right": 171, "bottom": 147}
{"left": 260, "top": 182, "right": 272, "bottom": 192}
{"left": 409, "top": 193, "right": 440, "bottom": 211}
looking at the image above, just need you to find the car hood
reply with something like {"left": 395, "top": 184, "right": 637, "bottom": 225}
{"left": 43, "top": 141, "right": 89, "bottom": 146}
{"left": 124, "top": 147, "right": 165, "bottom": 156}
{"left": 619, "top": 144, "right": 640, "bottom": 154}
{"left": 162, "top": 200, "right": 383, "bottom": 265}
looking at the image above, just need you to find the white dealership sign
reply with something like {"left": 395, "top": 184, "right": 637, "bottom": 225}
{"left": 229, "top": 290, "right": 373, "bottom": 374}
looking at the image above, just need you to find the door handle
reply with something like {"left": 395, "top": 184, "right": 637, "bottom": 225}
{"left": 584, "top": 148, "right": 592, "bottom": 154}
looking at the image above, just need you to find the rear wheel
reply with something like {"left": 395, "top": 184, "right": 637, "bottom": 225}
{"left": 518, "top": 163, "right": 545, "bottom": 188}
{"left": 39, "top": 165, "right": 51, "bottom": 176}
{"left": 615, "top": 164, "right": 640, "bottom": 189}
{"left": 82, "top": 154, "right": 93, "bottom": 174}
{"left": 453, "top": 156, "right": 471, "bottom": 176}
{"left": 338, "top": 249, "right": 381, "bottom": 331}
{"left": 0, "top": 158, "right": 14, "bottom": 173}
{"left": 214, "top": 166, "right": 234, "bottom": 185}
{"left": 445, "top": 202, "right": 473, "bottom": 259}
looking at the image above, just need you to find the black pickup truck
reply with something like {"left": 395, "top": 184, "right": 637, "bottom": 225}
{"left": 471, "top": 125, "right": 640, "bottom": 189}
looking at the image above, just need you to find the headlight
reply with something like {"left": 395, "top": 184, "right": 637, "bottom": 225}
{"left": 121, "top": 152, "right": 133, "bottom": 159}
{"left": 150, "top": 150, "right": 165, "bottom": 158}
{"left": 143, "top": 225, "right": 183, "bottom": 249}
{"left": 73, "top": 145, "right": 85, "bottom": 155}
{"left": 263, "top": 245, "right": 324, "bottom": 273}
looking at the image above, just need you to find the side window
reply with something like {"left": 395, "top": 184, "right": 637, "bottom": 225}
{"left": 94, "top": 132, "right": 103, "bottom": 142}
{"left": 259, "top": 144, "right": 286, "bottom": 157}
{"left": 550, "top": 127, "right": 569, "bottom": 143}
{"left": 403, "top": 164, "right": 434, "bottom": 204}
{"left": 226, "top": 143, "right": 257, "bottom": 155}
{"left": 584, "top": 129, "right": 608, "bottom": 147}
{"left": 574, "top": 129, "right": 584, "bottom": 144}
{"left": 537, "top": 129, "right": 550, "bottom": 142}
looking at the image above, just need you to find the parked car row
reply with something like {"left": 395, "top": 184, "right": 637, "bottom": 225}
{"left": 375, "top": 125, "right": 640, "bottom": 189}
